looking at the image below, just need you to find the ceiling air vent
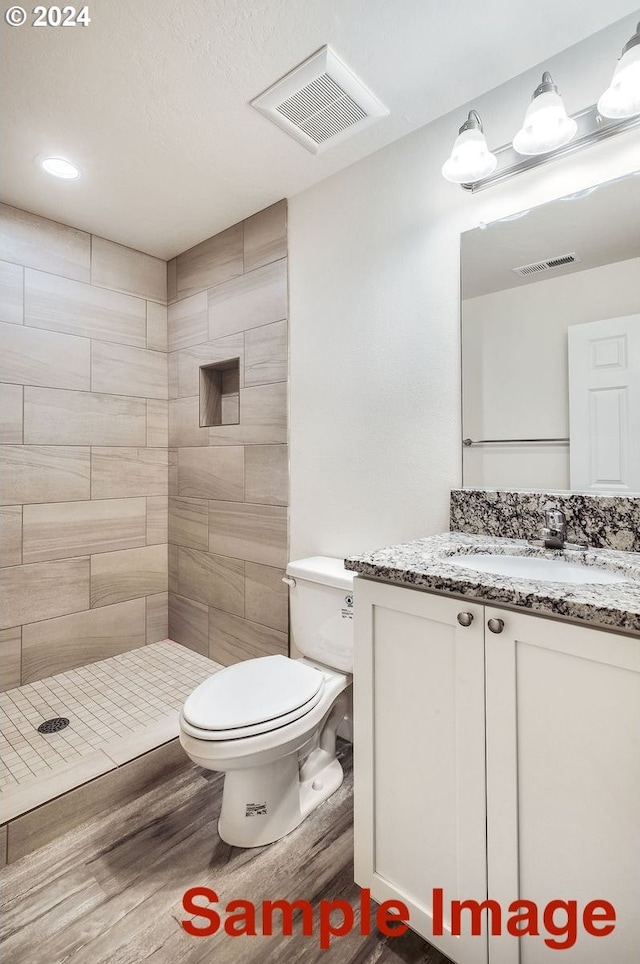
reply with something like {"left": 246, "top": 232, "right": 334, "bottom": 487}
{"left": 251, "top": 46, "right": 388, "bottom": 154}
{"left": 512, "top": 252, "right": 582, "bottom": 277}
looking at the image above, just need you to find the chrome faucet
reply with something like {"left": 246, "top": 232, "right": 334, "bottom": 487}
{"left": 542, "top": 507, "right": 566, "bottom": 548}
{"left": 536, "top": 506, "right": 587, "bottom": 551}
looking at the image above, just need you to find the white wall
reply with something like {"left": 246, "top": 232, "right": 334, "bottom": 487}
{"left": 462, "top": 258, "right": 640, "bottom": 490}
{"left": 288, "top": 15, "right": 640, "bottom": 560}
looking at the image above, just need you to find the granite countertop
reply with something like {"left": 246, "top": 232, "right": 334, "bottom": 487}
{"left": 345, "top": 532, "right": 640, "bottom": 635}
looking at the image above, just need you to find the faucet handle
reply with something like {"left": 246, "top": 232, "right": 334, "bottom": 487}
{"left": 541, "top": 505, "right": 567, "bottom": 549}
{"left": 544, "top": 506, "right": 565, "bottom": 530}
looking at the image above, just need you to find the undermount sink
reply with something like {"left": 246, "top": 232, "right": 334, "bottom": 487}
{"left": 448, "top": 553, "right": 629, "bottom": 585}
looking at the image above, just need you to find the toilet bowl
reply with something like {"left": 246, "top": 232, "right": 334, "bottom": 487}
{"left": 178, "top": 556, "right": 355, "bottom": 848}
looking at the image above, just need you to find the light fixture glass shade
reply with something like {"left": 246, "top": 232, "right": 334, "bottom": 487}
{"left": 513, "top": 90, "right": 577, "bottom": 155}
{"left": 598, "top": 42, "right": 640, "bottom": 119}
{"left": 442, "top": 127, "right": 497, "bottom": 184}
{"left": 41, "top": 156, "right": 80, "bottom": 179}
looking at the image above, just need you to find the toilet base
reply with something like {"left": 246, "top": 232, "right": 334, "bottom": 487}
{"left": 218, "top": 747, "right": 344, "bottom": 848}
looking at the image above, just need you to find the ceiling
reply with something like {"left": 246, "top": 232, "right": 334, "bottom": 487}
{"left": 462, "top": 173, "right": 640, "bottom": 298}
{"left": 2, "top": 1, "right": 639, "bottom": 259}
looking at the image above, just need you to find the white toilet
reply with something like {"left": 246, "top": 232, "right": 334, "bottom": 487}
{"left": 178, "top": 556, "right": 354, "bottom": 848}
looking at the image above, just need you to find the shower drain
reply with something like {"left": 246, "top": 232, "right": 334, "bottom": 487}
{"left": 37, "top": 717, "right": 70, "bottom": 734}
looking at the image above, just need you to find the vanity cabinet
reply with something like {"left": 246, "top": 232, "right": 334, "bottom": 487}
{"left": 353, "top": 578, "right": 640, "bottom": 964}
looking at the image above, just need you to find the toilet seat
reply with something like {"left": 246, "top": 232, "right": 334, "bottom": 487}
{"left": 181, "top": 655, "right": 325, "bottom": 741}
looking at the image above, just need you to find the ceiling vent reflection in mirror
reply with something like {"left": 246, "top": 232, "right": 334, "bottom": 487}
{"left": 251, "top": 46, "right": 388, "bottom": 154}
{"left": 512, "top": 252, "right": 582, "bottom": 276}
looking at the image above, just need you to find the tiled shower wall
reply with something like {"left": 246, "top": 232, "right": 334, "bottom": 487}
{"left": 0, "top": 204, "right": 169, "bottom": 689}
{"left": 167, "top": 200, "right": 289, "bottom": 664}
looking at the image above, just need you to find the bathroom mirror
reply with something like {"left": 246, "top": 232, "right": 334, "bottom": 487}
{"left": 461, "top": 173, "right": 640, "bottom": 493}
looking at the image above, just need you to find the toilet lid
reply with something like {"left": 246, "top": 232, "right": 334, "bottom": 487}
{"left": 182, "top": 655, "right": 324, "bottom": 732}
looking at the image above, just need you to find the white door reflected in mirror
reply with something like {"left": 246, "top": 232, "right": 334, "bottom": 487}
{"left": 568, "top": 314, "right": 640, "bottom": 492}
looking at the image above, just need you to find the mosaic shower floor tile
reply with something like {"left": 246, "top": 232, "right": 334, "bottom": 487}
{"left": 0, "top": 641, "right": 221, "bottom": 819}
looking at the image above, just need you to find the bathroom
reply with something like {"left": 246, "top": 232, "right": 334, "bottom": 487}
{"left": 1, "top": 2, "right": 639, "bottom": 962}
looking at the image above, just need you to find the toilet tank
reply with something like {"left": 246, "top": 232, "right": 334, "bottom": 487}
{"left": 286, "top": 556, "right": 355, "bottom": 673}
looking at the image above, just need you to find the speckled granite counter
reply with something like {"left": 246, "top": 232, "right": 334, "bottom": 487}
{"left": 345, "top": 532, "right": 640, "bottom": 635}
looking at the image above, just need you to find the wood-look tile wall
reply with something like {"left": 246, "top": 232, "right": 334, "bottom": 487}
{"left": 167, "top": 200, "right": 289, "bottom": 665}
{"left": 0, "top": 200, "right": 287, "bottom": 680}
{"left": 0, "top": 204, "right": 169, "bottom": 688}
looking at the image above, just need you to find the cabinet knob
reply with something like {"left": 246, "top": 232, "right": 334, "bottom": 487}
{"left": 487, "top": 618, "right": 505, "bottom": 634}
{"left": 457, "top": 612, "right": 474, "bottom": 627}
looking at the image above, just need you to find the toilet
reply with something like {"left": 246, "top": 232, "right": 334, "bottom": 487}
{"left": 178, "top": 556, "right": 354, "bottom": 848}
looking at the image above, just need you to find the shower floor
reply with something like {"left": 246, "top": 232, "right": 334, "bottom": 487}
{"left": 0, "top": 641, "right": 221, "bottom": 825}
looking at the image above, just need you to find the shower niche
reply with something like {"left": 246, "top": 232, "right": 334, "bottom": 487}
{"left": 199, "top": 357, "right": 240, "bottom": 427}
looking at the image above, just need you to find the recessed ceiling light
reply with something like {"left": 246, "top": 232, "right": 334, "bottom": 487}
{"left": 41, "top": 156, "right": 81, "bottom": 179}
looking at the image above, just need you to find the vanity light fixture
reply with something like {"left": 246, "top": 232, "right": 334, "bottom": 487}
{"left": 40, "top": 156, "right": 81, "bottom": 179}
{"left": 512, "top": 72, "right": 577, "bottom": 155}
{"left": 598, "top": 21, "right": 640, "bottom": 119}
{"left": 441, "top": 110, "right": 497, "bottom": 183}
{"left": 443, "top": 23, "right": 640, "bottom": 191}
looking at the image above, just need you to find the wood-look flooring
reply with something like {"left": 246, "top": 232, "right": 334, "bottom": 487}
{"left": 0, "top": 743, "right": 452, "bottom": 964}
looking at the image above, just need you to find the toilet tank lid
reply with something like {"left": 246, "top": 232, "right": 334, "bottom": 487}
{"left": 286, "top": 556, "right": 355, "bottom": 591}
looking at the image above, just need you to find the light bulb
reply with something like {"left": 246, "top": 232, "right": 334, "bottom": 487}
{"left": 598, "top": 23, "right": 640, "bottom": 119}
{"left": 41, "top": 157, "right": 81, "bottom": 179}
{"left": 513, "top": 73, "right": 577, "bottom": 156}
{"left": 442, "top": 111, "right": 497, "bottom": 184}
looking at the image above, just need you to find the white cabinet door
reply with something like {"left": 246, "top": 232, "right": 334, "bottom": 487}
{"left": 485, "top": 607, "right": 640, "bottom": 964}
{"left": 354, "top": 578, "right": 487, "bottom": 964}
